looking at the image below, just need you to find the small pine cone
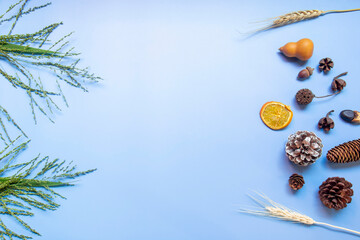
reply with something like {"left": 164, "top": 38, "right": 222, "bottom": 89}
{"left": 289, "top": 174, "right": 304, "bottom": 190}
{"left": 327, "top": 139, "right": 360, "bottom": 163}
{"left": 285, "top": 131, "right": 323, "bottom": 166}
{"left": 319, "top": 177, "right": 353, "bottom": 210}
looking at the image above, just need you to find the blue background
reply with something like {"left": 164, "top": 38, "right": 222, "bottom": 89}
{"left": 1, "top": 0, "right": 360, "bottom": 239}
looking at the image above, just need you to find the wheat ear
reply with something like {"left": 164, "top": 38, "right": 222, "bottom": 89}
{"left": 240, "top": 192, "right": 360, "bottom": 236}
{"left": 257, "top": 8, "right": 360, "bottom": 31}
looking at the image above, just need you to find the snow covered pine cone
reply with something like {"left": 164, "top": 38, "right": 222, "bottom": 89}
{"left": 285, "top": 131, "right": 323, "bottom": 166}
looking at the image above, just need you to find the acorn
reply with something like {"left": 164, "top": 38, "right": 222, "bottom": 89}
{"left": 297, "top": 67, "right": 314, "bottom": 80}
{"left": 340, "top": 110, "right": 360, "bottom": 124}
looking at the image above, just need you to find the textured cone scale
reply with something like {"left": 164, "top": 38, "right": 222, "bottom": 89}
{"left": 319, "top": 177, "right": 353, "bottom": 210}
{"left": 327, "top": 139, "right": 360, "bottom": 163}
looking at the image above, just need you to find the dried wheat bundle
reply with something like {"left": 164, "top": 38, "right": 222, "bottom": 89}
{"left": 257, "top": 8, "right": 360, "bottom": 32}
{"left": 240, "top": 193, "right": 360, "bottom": 236}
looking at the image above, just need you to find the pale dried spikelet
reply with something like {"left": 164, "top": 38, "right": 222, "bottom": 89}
{"left": 240, "top": 193, "right": 315, "bottom": 225}
{"left": 265, "top": 206, "right": 315, "bottom": 225}
{"left": 272, "top": 10, "right": 324, "bottom": 28}
{"left": 240, "top": 192, "right": 360, "bottom": 236}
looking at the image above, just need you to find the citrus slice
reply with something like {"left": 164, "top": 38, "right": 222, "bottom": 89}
{"left": 260, "top": 101, "right": 293, "bottom": 130}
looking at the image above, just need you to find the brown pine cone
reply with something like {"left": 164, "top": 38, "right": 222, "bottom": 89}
{"left": 319, "top": 57, "right": 334, "bottom": 73}
{"left": 327, "top": 139, "right": 360, "bottom": 163}
{"left": 289, "top": 174, "right": 304, "bottom": 190}
{"left": 285, "top": 131, "right": 323, "bottom": 166}
{"left": 319, "top": 177, "right": 353, "bottom": 210}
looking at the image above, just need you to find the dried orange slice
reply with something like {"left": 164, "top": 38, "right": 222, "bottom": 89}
{"left": 260, "top": 101, "right": 293, "bottom": 130}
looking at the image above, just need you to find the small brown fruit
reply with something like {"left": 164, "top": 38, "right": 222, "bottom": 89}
{"left": 297, "top": 67, "right": 314, "bottom": 79}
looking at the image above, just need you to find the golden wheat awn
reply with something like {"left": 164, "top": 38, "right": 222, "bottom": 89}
{"left": 240, "top": 193, "right": 360, "bottom": 236}
{"left": 258, "top": 8, "right": 360, "bottom": 31}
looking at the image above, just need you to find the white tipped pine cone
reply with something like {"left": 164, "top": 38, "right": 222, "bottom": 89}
{"left": 285, "top": 130, "right": 323, "bottom": 166}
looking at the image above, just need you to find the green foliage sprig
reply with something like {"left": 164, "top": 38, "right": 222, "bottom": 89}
{"left": 0, "top": 137, "right": 95, "bottom": 239}
{"left": 0, "top": 1, "right": 98, "bottom": 238}
{"left": 0, "top": 0, "right": 101, "bottom": 142}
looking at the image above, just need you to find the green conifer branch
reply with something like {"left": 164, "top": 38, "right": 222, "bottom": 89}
{"left": 0, "top": 138, "right": 96, "bottom": 239}
{"left": 0, "top": 0, "right": 101, "bottom": 139}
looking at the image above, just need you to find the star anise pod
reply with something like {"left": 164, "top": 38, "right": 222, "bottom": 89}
{"left": 319, "top": 57, "right": 334, "bottom": 73}
{"left": 318, "top": 110, "right": 335, "bottom": 131}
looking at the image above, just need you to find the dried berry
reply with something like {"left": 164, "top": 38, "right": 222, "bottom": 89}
{"left": 331, "top": 72, "right": 347, "bottom": 92}
{"left": 340, "top": 110, "right": 360, "bottom": 124}
{"left": 319, "top": 57, "right": 334, "bottom": 73}
{"left": 318, "top": 110, "right": 335, "bottom": 131}
{"left": 297, "top": 66, "right": 314, "bottom": 79}
{"left": 289, "top": 174, "right": 304, "bottom": 190}
{"left": 295, "top": 88, "right": 314, "bottom": 105}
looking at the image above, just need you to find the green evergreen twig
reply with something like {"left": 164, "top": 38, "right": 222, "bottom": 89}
{"left": 0, "top": 137, "right": 95, "bottom": 239}
{"left": 0, "top": 0, "right": 101, "bottom": 140}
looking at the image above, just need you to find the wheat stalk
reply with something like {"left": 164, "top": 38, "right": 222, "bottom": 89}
{"left": 240, "top": 192, "right": 360, "bottom": 236}
{"left": 257, "top": 8, "right": 360, "bottom": 32}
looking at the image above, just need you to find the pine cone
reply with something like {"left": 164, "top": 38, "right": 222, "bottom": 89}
{"left": 285, "top": 131, "right": 323, "bottom": 166}
{"left": 319, "top": 57, "right": 334, "bottom": 73}
{"left": 327, "top": 139, "right": 360, "bottom": 163}
{"left": 319, "top": 177, "right": 353, "bottom": 210}
{"left": 289, "top": 174, "right": 304, "bottom": 190}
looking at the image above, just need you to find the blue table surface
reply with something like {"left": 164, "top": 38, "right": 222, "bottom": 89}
{"left": 1, "top": 0, "right": 360, "bottom": 239}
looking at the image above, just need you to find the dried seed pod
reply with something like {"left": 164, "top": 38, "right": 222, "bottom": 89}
{"left": 332, "top": 79, "right": 346, "bottom": 91}
{"left": 331, "top": 72, "right": 347, "bottom": 92}
{"left": 327, "top": 139, "right": 360, "bottom": 163}
{"left": 295, "top": 88, "right": 314, "bottom": 105}
{"left": 319, "top": 57, "right": 334, "bottom": 73}
{"left": 340, "top": 110, "right": 360, "bottom": 124}
{"left": 295, "top": 88, "right": 342, "bottom": 105}
{"left": 297, "top": 66, "right": 314, "bottom": 79}
{"left": 318, "top": 110, "right": 334, "bottom": 131}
